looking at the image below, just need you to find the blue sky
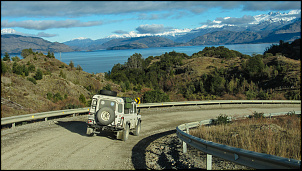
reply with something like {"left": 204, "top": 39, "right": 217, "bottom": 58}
{"left": 1, "top": 1, "right": 301, "bottom": 43}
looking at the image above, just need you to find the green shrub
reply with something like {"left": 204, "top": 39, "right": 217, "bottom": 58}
{"left": 249, "top": 111, "right": 264, "bottom": 119}
{"left": 79, "top": 94, "right": 86, "bottom": 104}
{"left": 103, "top": 84, "right": 112, "bottom": 91}
{"left": 34, "top": 69, "right": 43, "bottom": 80}
{"left": 27, "top": 77, "right": 37, "bottom": 84}
{"left": 53, "top": 92, "right": 63, "bottom": 102}
{"left": 211, "top": 114, "right": 229, "bottom": 125}
{"left": 142, "top": 90, "right": 170, "bottom": 103}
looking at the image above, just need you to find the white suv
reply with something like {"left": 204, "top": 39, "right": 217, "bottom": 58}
{"left": 86, "top": 90, "right": 141, "bottom": 141}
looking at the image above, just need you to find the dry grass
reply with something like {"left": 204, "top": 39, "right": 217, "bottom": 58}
{"left": 190, "top": 115, "right": 301, "bottom": 160}
{"left": 1, "top": 54, "right": 121, "bottom": 118}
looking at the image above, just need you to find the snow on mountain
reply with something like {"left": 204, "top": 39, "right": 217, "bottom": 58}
{"left": 1, "top": 28, "right": 17, "bottom": 34}
{"left": 72, "top": 37, "right": 90, "bottom": 40}
{"left": 106, "top": 28, "right": 193, "bottom": 39}
{"left": 252, "top": 10, "right": 301, "bottom": 24}
{"left": 102, "top": 10, "right": 300, "bottom": 40}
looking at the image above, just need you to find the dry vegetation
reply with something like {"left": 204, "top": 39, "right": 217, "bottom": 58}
{"left": 190, "top": 114, "right": 301, "bottom": 160}
{"left": 1, "top": 53, "right": 123, "bottom": 117}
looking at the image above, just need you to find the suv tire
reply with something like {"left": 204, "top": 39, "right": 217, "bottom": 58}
{"left": 99, "top": 90, "right": 117, "bottom": 97}
{"left": 96, "top": 107, "right": 115, "bottom": 125}
{"left": 133, "top": 120, "right": 141, "bottom": 136}
{"left": 123, "top": 124, "right": 130, "bottom": 141}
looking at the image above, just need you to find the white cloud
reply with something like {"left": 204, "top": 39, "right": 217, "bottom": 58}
{"left": 2, "top": 1, "right": 300, "bottom": 18}
{"left": 1, "top": 19, "right": 103, "bottom": 30}
{"left": 136, "top": 24, "right": 173, "bottom": 34}
{"left": 1, "top": 28, "right": 58, "bottom": 38}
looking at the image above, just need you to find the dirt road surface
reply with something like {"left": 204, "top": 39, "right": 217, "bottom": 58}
{"left": 1, "top": 104, "right": 300, "bottom": 170}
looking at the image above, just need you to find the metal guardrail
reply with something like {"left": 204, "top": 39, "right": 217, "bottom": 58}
{"left": 137, "top": 100, "right": 300, "bottom": 108}
{"left": 1, "top": 107, "right": 90, "bottom": 127}
{"left": 1, "top": 100, "right": 300, "bottom": 127}
{"left": 176, "top": 111, "right": 301, "bottom": 169}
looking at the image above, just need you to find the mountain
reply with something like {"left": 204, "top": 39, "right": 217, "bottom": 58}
{"left": 61, "top": 10, "right": 300, "bottom": 51}
{"left": 186, "top": 18, "right": 301, "bottom": 46}
{"left": 63, "top": 37, "right": 112, "bottom": 51}
{"left": 1, "top": 34, "right": 74, "bottom": 55}
{"left": 187, "top": 31, "right": 262, "bottom": 45}
{"left": 89, "top": 36, "right": 176, "bottom": 50}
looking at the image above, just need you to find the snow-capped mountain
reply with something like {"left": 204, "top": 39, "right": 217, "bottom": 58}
{"left": 63, "top": 10, "right": 301, "bottom": 50}
{"left": 105, "top": 10, "right": 301, "bottom": 40}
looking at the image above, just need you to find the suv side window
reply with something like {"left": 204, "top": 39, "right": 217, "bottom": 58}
{"left": 130, "top": 103, "right": 135, "bottom": 114}
{"left": 134, "top": 104, "right": 137, "bottom": 113}
{"left": 118, "top": 104, "right": 123, "bottom": 113}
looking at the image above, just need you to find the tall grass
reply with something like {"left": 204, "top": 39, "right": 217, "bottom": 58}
{"left": 190, "top": 114, "right": 301, "bottom": 160}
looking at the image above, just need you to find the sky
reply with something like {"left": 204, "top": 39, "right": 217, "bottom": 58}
{"left": 1, "top": 1, "right": 301, "bottom": 43}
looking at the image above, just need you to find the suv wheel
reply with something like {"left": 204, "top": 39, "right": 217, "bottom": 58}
{"left": 86, "top": 127, "right": 95, "bottom": 136}
{"left": 123, "top": 124, "right": 130, "bottom": 141}
{"left": 134, "top": 121, "right": 141, "bottom": 136}
{"left": 96, "top": 107, "right": 115, "bottom": 125}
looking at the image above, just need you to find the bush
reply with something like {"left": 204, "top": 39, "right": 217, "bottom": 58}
{"left": 1, "top": 60, "right": 9, "bottom": 74}
{"left": 103, "top": 84, "right": 112, "bottom": 91}
{"left": 211, "top": 114, "right": 229, "bottom": 125}
{"left": 79, "top": 94, "right": 86, "bottom": 105}
{"left": 249, "top": 111, "right": 264, "bottom": 119}
{"left": 3, "top": 52, "right": 11, "bottom": 61}
{"left": 34, "top": 69, "right": 43, "bottom": 80}
{"left": 27, "top": 77, "right": 37, "bottom": 84}
{"left": 142, "top": 90, "right": 170, "bottom": 103}
{"left": 53, "top": 92, "right": 63, "bottom": 102}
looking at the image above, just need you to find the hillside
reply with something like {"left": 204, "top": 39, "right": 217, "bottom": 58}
{"left": 1, "top": 34, "right": 74, "bottom": 55}
{"left": 1, "top": 51, "right": 124, "bottom": 118}
{"left": 105, "top": 45, "right": 300, "bottom": 102}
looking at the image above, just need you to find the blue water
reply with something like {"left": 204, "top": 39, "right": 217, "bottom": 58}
{"left": 2, "top": 43, "right": 272, "bottom": 74}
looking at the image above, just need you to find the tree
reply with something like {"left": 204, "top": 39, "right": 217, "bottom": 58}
{"left": 76, "top": 64, "right": 83, "bottom": 71}
{"left": 11, "top": 56, "right": 21, "bottom": 62}
{"left": 12, "top": 62, "right": 23, "bottom": 75}
{"left": 126, "top": 53, "right": 144, "bottom": 69}
{"left": 3, "top": 52, "right": 10, "bottom": 61}
{"left": 1, "top": 60, "right": 9, "bottom": 74}
{"left": 34, "top": 68, "right": 43, "bottom": 80}
{"left": 143, "top": 90, "right": 170, "bottom": 103}
{"left": 79, "top": 94, "right": 86, "bottom": 104}
{"left": 47, "top": 50, "right": 51, "bottom": 58}
{"left": 69, "top": 60, "right": 74, "bottom": 69}
{"left": 21, "top": 48, "right": 33, "bottom": 58}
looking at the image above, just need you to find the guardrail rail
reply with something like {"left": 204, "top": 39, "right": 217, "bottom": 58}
{"left": 176, "top": 111, "right": 301, "bottom": 169}
{"left": 2, "top": 100, "right": 300, "bottom": 128}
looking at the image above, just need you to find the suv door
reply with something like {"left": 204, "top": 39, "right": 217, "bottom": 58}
{"left": 128, "top": 102, "right": 137, "bottom": 129}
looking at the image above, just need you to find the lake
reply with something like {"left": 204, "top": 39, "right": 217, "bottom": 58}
{"left": 3, "top": 43, "right": 273, "bottom": 74}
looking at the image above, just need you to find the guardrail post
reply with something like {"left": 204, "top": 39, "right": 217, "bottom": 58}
{"left": 207, "top": 154, "right": 212, "bottom": 170}
{"left": 12, "top": 122, "right": 15, "bottom": 128}
{"left": 45, "top": 117, "right": 47, "bottom": 121}
{"left": 182, "top": 124, "right": 189, "bottom": 153}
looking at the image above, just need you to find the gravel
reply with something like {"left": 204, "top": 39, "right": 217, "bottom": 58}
{"left": 145, "top": 133, "right": 253, "bottom": 170}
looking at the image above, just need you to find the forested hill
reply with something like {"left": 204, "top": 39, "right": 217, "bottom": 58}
{"left": 1, "top": 34, "right": 74, "bottom": 55}
{"left": 105, "top": 41, "right": 300, "bottom": 102}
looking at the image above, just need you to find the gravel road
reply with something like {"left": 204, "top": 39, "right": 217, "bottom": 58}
{"left": 1, "top": 104, "right": 300, "bottom": 170}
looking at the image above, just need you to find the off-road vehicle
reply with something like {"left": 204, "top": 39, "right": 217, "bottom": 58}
{"left": 86, "top": 90, "right": 141, "bottom": 141}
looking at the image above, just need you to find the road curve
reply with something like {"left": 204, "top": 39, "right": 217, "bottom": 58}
{"left": 1, "top": 104, "right": 300, "bottom": 169}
